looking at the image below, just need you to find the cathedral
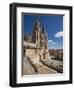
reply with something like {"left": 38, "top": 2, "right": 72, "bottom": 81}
{"left": 23, "top": 17, "right": 49, "bottom": 62}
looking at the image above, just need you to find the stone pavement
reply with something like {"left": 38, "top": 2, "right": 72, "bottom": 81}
{"left": 23, "top": 57, "right": 58, "bottom": 75}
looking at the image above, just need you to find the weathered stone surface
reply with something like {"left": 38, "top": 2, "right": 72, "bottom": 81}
{"left": 40, "top": 58, "right": 63, "bottom": 73}
{"left": 22, "top": 58, "right": 37, "bottom": 75}
{"left": 23, "top": 57, "right": 58, "bottom": 75}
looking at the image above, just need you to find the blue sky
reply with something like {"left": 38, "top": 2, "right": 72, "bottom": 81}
{"left": 22, "top": 14, "right": 63, "bottom": 49}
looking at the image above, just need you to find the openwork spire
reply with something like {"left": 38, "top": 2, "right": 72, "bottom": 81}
{"left": 35, "top": 16, "right": 41, "bottom": 26}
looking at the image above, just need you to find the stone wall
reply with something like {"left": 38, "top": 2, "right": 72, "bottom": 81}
{"left": 25, "top": 48, "right": 35, "bottom": 57}
{"left": 24, "top": 48, "right": 49, "bottom": 63}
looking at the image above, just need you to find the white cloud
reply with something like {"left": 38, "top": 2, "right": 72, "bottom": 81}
{"left": 55, "top": 31, "right": 63, "bottom": 38}
{"left": 48, "top": 40, "right": 53, "bottom": 43}
{"left": 48, "top": 40, "right": 57, "bottom": 45}
{"left": 51, "top": 42, "right": 57, "bottom": 45}
{"left": 48, "top": 40, "right": 58, "bottom": 49}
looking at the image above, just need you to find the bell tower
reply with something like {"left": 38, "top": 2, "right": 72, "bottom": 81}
{"left": 32, "top": 17, "right": 42, "bottom": 48}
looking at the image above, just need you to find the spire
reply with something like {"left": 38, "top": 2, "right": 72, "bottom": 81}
{"left": 36, "top": 16, "right": 40, "bottom": 22}
{"left": 42, "top": 25, "right": 46, "bottom": 33}
{"left": 34, "top": 16, "right": 41, "bottom": 26}
{"left": 35, "top": 16, "right": 40, "bottom": 22}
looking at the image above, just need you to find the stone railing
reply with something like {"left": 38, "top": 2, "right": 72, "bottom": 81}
{"left": 26, "top": 56, "right": 38, "bottom": 73}
{"left": 23, "top": 41, "right": 36, "bottom": 48}
{"left": 40, "top": 59, "right": 63, "bottom": 73}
